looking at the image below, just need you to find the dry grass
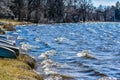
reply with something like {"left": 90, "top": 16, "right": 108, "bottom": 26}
{"left": 0, "top": 58, "right": 43, "bottom": 80}
{"left": 0, "top": 19, "right": 21, "bottom": 25}
{"left": 0, "top": 19, "right": 32, "bottom": 25}
{"left": 18, "top": 54, "right": 36, "bottom": 69}
{"left": 0, "top": 19, "right": 32, "bottom": 31}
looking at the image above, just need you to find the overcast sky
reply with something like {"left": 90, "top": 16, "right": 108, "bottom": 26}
{"left": 93, "top": 0, "right": 120, "bottom": 7}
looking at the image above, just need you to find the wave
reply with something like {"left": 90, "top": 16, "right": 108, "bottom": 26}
{"left": 76, "top": 50, "right": 96, "bottom": 59}
{"left": 55, "top": 37, "right": 69, "bottom": 43}
{"left": 20, "top": 42, "right": 39, "bottom": 52}
{"left": 38, "top": 50, "right": 59, "bottom": 76}
{"left": 38, "top": 50, "right": 73, "bottom": 80}
{"left": 17, "top": 36, "right": 24, "bottom": 40}
{"left": 16, "top": 30, "right": 22, "bottom": 33}
{"left": 35, "top": 37, "right": 41, "bottom": 42}
{"left": 38, "top": 50, "right": 57, "bottom": 59}
{"left": 99, "top": 77, "right": 117, "bottom": 80}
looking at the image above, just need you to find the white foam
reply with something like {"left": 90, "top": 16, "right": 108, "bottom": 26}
{"left": 16, "top": 30, "right": 22, "bottom": 32}
{"left": 35, "top": 37, "right": 41, "bottom": 42}
{"left": 99, "top": 77, "right": 117, "bottom": 80}
{"left": 13, "top": 32, "right": 18, "bottom": 35}
{"left": 44, "top": 67, "right": 58, "bottom": 75}
{"left": 41, "top": 59, "right": 54, "bottom": 68}
{"left": 45, "top": 75, "right": 62, "bottom": 80}
{"left": 86, "top": 28, "right": 97, "bottom": 34}
{"left": 38, "top": 50, "right": 57, "bottom": 59}
{"left": 55, "top": 37, "right": 69, "bottom": 43}
{"left": 20, "top": 42, "right": 40, "bottom": 52}
{"left": 77, "top": 50, "right": 96, "bottom": 59}
{"left": 17, "top": 36, "right": 24, "bottom": 40}
{"left": 41, "top": 59, "right": 53, "bottom": 65}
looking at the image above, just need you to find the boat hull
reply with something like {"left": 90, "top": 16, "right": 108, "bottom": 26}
{"left": 0, "top": 39, "right": 15, "bottom": 46}
{"left": 0, "top": 46, "right": 17, "bottom": 59}
{"left": 0, "top": 43, "right": 19, "bottom": 56}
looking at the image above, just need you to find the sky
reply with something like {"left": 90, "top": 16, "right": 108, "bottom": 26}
{"left": 93, "top": 0, "right": 120, "bottom": 7}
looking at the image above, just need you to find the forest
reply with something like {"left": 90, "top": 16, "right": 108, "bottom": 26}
{"left": 0, "top": 0, "right": 120, "bottom": 23}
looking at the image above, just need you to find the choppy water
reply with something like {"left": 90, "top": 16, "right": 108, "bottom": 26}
{"left": 7, "top": 23, "right": 120, "bottom": 80}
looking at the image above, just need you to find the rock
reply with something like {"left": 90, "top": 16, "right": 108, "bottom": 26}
{"left": 18, "top": 54, "right": 36, "bottom": 69}
{"left": 3, "top": 23, "right": 15, "bottom": 31}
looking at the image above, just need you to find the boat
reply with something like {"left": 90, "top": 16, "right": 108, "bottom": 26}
{"left": 0, "top": 43, "right": 19, "bottom": 56}
{"left": 0, "top": 39, "right": 16, "bottom": 46}
{"left": 0, "top": 35, "right": 7, "bottom": 39}
{"left": 0, "top": 46, "right": 17, "bottom": 59}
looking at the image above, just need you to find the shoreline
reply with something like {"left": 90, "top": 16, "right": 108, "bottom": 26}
{"left": 0, "top": 19, "right": 75, "bottom": 80}
{"left": 0, "top": 19, "right": 44, "bottom": 80}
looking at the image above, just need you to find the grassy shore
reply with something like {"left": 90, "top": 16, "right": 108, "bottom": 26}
{"left": 0, "top": 19, "right": 43, "bottom": 80}
{"left": 0, "top": 58, "right": 42, "bottom": 80}
{"left": 0, "top": 54, "right": 44, "bottom": 80}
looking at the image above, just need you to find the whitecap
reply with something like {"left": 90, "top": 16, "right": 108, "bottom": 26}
{"left": 38, "top": 50, "right": 57, "bottom": 59}
{"left": 45, "top": 75, "right": 62, "bottom": 80}
{"left": 16, "top": 30, "right": 22, "bottom": 32}
{"left": 13, "top": 32, "right": 18, "bottom": 35}
{"left": 35, "top": 37, "right": 41, "bottom": 42}
{"left": 17, "top": 36, "right": 24, "bottom": 40}
{"left": 20, "top": 42, "right": 32, "bottom": 51}
{"left": 86, "top": 28, "right": 97, "bottom": 34}
{"left": 99, "top": 77, "right": 117, "bottom": 80}
{"left": 77, "top": 50, "right": 96, "bottom": 59}
{"left": 55, "top": 37, "right": 69, "bottom": 43}
{"left": 44, "top": 68, "right": 58, "bottom": 75}
{"left": 20, "top": 42, "right": 39, "bottom": 51}
{"left": 41, "top": 59, "right": 53, "bottom": 65}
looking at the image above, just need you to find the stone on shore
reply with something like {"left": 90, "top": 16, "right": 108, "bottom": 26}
{"left": 3, "top": 23, "right": 15, "bottom": 31}
{"left": 18, "top": 54, "right": 36, "bottom": 69}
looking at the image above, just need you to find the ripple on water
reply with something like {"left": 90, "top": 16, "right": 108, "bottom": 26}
{"left": 76, "top": 50, "right": 96, "bottom": 59}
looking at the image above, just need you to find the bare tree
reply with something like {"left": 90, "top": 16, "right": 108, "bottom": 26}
{"left": 79, "top": 0, "right": 93, "bottom": 22}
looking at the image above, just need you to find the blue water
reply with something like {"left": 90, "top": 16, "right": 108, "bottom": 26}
{"left": 7, "top": 23, "right": 120, "bottom": 80}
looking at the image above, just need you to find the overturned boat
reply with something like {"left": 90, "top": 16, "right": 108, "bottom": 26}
{"left": 0, "top": 39, "right": 16, "bottom": 46}
{"left": 0, "top": 43, "right": 19, "bottom": 56}
{"left": 0, "top": 46, "right": 17, "bottom": 59}
{"left": 0, "top": 35, "right": 7, "bottom": 39}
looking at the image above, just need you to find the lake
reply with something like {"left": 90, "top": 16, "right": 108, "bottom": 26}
{"left": 7, "top": 22, "right": 120, "bottom": 80}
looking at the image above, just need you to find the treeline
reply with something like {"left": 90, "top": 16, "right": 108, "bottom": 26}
{"left": 0, "top": 0, "right": 120, "bottom": 23}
